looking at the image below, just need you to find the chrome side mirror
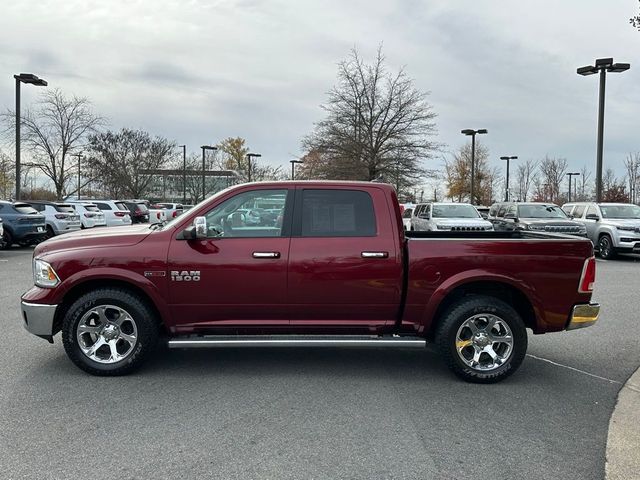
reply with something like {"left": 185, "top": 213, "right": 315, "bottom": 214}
{"left": 194, "top": 216, "right": 207, "bottom": 238}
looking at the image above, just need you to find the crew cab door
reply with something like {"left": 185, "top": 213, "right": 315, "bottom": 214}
{"left": 287, "top": 186, "right": 403, "bottom": 329}
{"left": 167, "top": 187, "right": 292, "bottom": 329}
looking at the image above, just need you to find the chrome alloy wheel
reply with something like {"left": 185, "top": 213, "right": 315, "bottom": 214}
{"left": 455, "top": 314, "right": 514, "bottom": 371}
{"left": 76, "top": 305, "right": 138, "bottom": 364}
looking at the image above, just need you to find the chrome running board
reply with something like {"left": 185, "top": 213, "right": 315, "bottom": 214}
{"left": 168, "top": 335, "right": 426, "bottom": 349}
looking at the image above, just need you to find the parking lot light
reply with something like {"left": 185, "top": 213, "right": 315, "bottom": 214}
{"left": 500, "top": 156, "right": 518, "bottom": 201}
{"left": 201, "top": 145, "right": 218, "bottom": 200}
{"left": 566, "top": 172, "right": 580, "bottom": 202}
{"left": 461, "top": 129, "right": 488, "bottom": 204}
{"left": 246, "top": 153, "right": 261, "bottom": 182}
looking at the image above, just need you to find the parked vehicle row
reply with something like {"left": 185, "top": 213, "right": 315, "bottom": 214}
{"left": 405, "top": 202, "right": 493, "bottom": 231}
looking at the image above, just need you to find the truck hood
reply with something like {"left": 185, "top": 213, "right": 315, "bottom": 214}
{"left": 34, "top": 224, "right": 152, "bottom": 257}
{"left": 604, "top": 219, "right": 640, "bottom": 230}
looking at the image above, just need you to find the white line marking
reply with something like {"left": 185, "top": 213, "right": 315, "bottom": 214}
{"left": 526, "top": 354, "right": 622, "bottom": 384}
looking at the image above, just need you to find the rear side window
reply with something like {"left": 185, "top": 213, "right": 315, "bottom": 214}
{"left": 14, "top": 204, "right": 38, "bottom": 214}
{"left": 84, "top": 205, "right": 100, "bottom": 212}
{"left": 115, "top": 202, "right": 129, "bottom": 211}
{"left": 95, "top": 202, "right": 112, "bottom": 210}
{"left": 136, "top": 203, "right": 149, "bottom": 213}
{"left": 300, "top": 189, "right": 376, "bottom": 237}
{"left": 497, "top": 205, "right": 507, "bottom": 218}
{"left": 572, "top": 205, "right": 586, "bottom": 218}
{"left": 55, "top": 204, "right": 75, "bottom": 213}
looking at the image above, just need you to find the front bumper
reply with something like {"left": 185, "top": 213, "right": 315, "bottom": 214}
{"left": 21, "top": 301, "right": 58, "bottom": 341}
{"left": 566, "top": 303, "right": 600, "bottom": 330}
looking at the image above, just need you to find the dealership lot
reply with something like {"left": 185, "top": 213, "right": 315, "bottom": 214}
{"left": 1, "top": 247, "right": 639, "bottom": 480}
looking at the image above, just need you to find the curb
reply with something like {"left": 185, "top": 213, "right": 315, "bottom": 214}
{"left": 605, "top": 366, "right": 640, "bottom": 479}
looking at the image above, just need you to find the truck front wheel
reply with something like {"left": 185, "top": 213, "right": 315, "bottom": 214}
{"left": 62, "top": 288, "right": 159, "bottom": 376}
{"left": 435, "top": 295, "right": 527, "bottom": 383}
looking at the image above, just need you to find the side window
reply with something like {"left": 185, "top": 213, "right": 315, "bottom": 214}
{"left": 585, "top": 205, "right": 598, "bottom": 218}
{"left": 562, "top": 205, "right": 574, "bottom": 215}
{"left": 300, "top": 189, "right": 376, "bottom": 237}
{"left": 497, "top": 205, "right": 506, "bottom": 218}
{"left": 402, "top": 208, "right": 413, "bottom": 219}
{"left": 507, "top": 204, "right": 517, "bottom": 216}
{"left": 95, "top": 202, "right": 111, "bottom": 210}
{"left": 203, "top": 189, "right": 288, "bottom": 238}
{"left": 32, "top": 204, "right": 43, "bottom": 212}
{"left": 572, "top": 205, "right": 585, "bottom": 218}
{"left": 489, "top": 205, "right": 497, "bottom": 217}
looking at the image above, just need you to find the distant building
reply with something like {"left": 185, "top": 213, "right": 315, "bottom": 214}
{"left": 139, "top": 168, "right": 240, "bottom": 202}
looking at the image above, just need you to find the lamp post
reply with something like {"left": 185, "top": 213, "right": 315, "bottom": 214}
{"left": 499, "top": 156, "right": 517, "bottom": 201}
{"left": 290, "top": 159, "right": 303, "bottom": 180}
{"left": 200, "top": 145, "right": 217, "bottom": 201}
{"left": 577, "top": 58, "right": 630, "bottom": 202}
{"left": 14, "top": 73, "right": 47, "bottom": 200}
{"left": 566, "top": 172, "right": 580, "bottom": 202}
{"left": 178, "top": 145, "right": 186, "bottom": 203}
{"left": 246, "top": 153, "right": 261, "bottom": 182}
{"left": 461, "top": 129, "right": 488, "bottom": 204}
{"left": 72, "top": 152, "right": 83, "bottom": 199}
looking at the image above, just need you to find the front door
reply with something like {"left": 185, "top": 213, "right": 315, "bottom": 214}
{"left": 167, "top": 188, "right": 292, "bottom": 330}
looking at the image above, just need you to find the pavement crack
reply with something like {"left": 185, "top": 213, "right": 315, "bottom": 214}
{"left": 526, "top": 354, "right": 623, "bottom": 385}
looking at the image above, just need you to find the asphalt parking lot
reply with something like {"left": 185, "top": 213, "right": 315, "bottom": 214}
{"left": 1, "top": 247, "right": 639, "bottom": 480}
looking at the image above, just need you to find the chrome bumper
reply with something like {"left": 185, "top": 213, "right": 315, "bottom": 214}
{"left": 21, "top": 301, "right": 58, "bottom": 340}
{"left": 566, "top": 303, "right": 600, "bottom": 330}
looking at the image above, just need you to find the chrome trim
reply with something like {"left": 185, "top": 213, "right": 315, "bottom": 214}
{"left": 168, "top": 335, "right": 426, "bottom": 349}
{"left": 567, "top": 303, "right": 600, "bottom": 330}
{"left": 21, "top": 301, "right": 58, "bottom": 337}
{"left": 361, "top": 251, "right": 389, "bottom": 258}
{"left": 252, "top": 252, "right": 280, "bottom": 258}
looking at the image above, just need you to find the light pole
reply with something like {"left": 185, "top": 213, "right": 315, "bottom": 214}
{"left": 179, "top": 145, "right": 186, "bottom": 203}
{"left": 461, "top": 129, "right": 488, "bottom": 204}
{"left": 14, "top": 73, "right": 47, "bottom": 200}
{"left": 290, "top": 159, "right": 303, "bottom": 180}
{"left": 577, "top": 58, "right": 630, "bottom": 202}
{"left": 72, "top": 152, "right": 83, "bottom": 199}
{"left": 566, "top": 172, "right": 580, "bottom": 202}
{"left": 500, "top": 156, "right": 518, "bottom": 201}
{"left": 200, "top": 145, "right": 217, "bottom": 201}
{"left": 246, "top": 153, "right": 261, "bottom": 182}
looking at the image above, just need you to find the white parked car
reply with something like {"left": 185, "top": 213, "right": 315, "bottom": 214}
{"left": 68, "top": 202, "right": 107, "bottom": 229}
{"left": 400, "top": 203, "right": 416, "bottom": 231}
{"left": 27, "top": 201, "right": 82, "bottom": 238}
{"left": 152, "top": 202, "right": 184, "bottom": 221}
{"left": 411, "top": 202, "right": 494, "bottom": 231}
{"left": 91, "top": 200, "right": 132, "bottom": 227}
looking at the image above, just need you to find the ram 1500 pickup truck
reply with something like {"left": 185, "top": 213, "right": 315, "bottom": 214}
{"left": 21, "top": 181, "right": 600, "bottom": 383}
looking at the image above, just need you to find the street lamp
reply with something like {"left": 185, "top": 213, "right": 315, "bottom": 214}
{"left": 246, "top": 153, "right": 261, "bottom": 182}
{"left": 178, "top": 145, "right": 187, "bottom": 203}
{"left": 290, "top": 159, "right": 303, "bottom": 180}
{"left": 72, "top": 152, "right": 83, "bottom": 199}
{"left": 461, "top": 129, "right": 488, "bottom": 204}
{"left": 200, "top": 145, "right": 217, "bottom": 200}
{"left": 14, "top": 73, "right": 47, "bottom": 200}
{"left": 577, "top": 57, "right": 630, "bottom": 202}
{"left": 566, "top": 172, "right": 580, "bottom": 202}
{"left": 499, "top": 156, "right": 517, "bottom": 201}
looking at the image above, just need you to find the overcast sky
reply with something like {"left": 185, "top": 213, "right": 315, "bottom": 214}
{"left": 1, "top": 0, "right": 639, "bottom": 192}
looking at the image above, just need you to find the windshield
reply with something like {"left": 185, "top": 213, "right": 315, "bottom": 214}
{"left": 600, "top": 205, "right": 640, "bottom": 219}
{"left": 518, "top": 204, "right": 567, "bottom": 218}
{"left": 432, "top": 204, "right": 480, "bottom": 218}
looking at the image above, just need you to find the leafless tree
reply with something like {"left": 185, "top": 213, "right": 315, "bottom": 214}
{"left": 1, "top": 89, "right": 103, "bottom": 200}
{"left": 631, "top": 1, "right": 640, "bottom": 31}
{"left": 303, "top": 46, "right": 439, "bottom": 197}
{"left": 514, "top": 159, "right": 538, "bottom": 202}
{"left": 577, "top": 165, "right": 593, "bottom": 201}
{"left": 624, "top": 153, "right": 640, "bottom": 203}
{"left": 0, "top": 150, "right": 14, "bottom": 199}
{"left": 538, "top": 156, "right": 568, "bottom": 203}
{"left": 88, "top": 128, "right": 175, "bottom": 199}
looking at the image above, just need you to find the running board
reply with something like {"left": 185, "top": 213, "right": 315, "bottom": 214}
{"left": 167, "top": 335, "right": 426, "bottom": 349}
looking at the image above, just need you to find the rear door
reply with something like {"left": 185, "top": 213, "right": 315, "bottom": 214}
{"left": 287, "top": 186, "right": 402, "bottom": 328}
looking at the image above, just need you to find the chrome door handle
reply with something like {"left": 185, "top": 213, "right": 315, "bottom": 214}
{"left": 361, "top": 251, "right": 389, "bottom": 258}
{"left": 252, "top": 251, "right": 281, "bottom": 259}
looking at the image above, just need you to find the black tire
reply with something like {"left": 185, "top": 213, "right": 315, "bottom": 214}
{"left": 435, "top": 295, "right": 527, "bottom": 383}
{"left": 44, "top": 225, "right": 55, "bottom": 240}
{"left": 598, "top": 234, "right": 616, "bottom": 260}
{"left": 1, "top": 229, "right": 13, "bottom": 249}
{"left": 62, "top": 288, "right": 159, "bottom": 376}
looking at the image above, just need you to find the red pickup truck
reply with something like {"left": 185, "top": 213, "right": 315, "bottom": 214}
{"left": 21, "top": 181, "right": 600, "bottom": 383}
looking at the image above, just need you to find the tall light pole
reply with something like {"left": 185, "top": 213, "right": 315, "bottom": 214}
{"left": 290, "top": 159, "right": 303, "bottom": 180}
{"left": 500, "top": 156, "right": 518, "bottom": 201}
{"left": 461, "top": 129, "right": 488, "bottom": 204}
{"left": 200, "top": 145, "right": 217, "bottom": 201}
{"left": 178, "top": 145, "right": 186, "bottom": 203}
{"left": 577, "top": 58, "right": 630, "bottom": 202}
{"left": 566, "top": 172, "right": 580, "bottom": 202}
{"left": 246, "top": 153, "right": 261, "bottom": 182}
{"left": 72, "top": 152, "right": 83, "bottom": 199}
{"left": 14, "top": 73, "right": 47, "bottom": 200}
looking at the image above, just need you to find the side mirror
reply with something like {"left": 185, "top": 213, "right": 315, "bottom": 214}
{"left": 181, "top": 216, "right": 207, "bottom": 240}
{"left": 585, "top": 213, "right": 599, "bottom": 221}
{"left": 418, "top": 213, "right": 430, "bottom": 219}
{"left": 504, "top": 213, "right": 517, "bottom": 220}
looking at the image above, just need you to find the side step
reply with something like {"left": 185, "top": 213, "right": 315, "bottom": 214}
{"left": 168, "top": 335, "right": 426, "bottom": 349}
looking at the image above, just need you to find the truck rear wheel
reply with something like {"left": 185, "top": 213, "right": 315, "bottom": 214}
{"left": 435, "top": 295, "right": 527, "bottom": 383}
{"left": 61, "top": 288, "right": 159, "bottom": 376}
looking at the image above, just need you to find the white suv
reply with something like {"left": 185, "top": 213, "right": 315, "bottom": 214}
{"left": 92, "top": 200, "right": 132, "bottom": 227}
{"left": 68, "top": 202, "right": 107, "bottom": 229}
{"left": 410, "top": 203, "right": 493, "bottom": 231}
{"left": 27, "top": 201, "right": 82, "bottom": 238}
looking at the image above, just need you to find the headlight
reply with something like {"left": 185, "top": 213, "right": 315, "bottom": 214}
{"left": 33, "top": 258, "right": 60, "bottom": 288}
{"left": 616, "top": 226, "right": 636, "bottom": 231}
{"left": 578, "top": 225, "right": 587, "bottom": 235}
{"left": 436, "top": 224, "right": 451, "bottom": 230}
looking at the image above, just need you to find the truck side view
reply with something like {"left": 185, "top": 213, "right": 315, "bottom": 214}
{"left": 21, "top": 181, "right": 600, "bottom": 383}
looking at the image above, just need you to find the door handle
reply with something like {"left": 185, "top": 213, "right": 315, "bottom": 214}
{"left": 361, "top": 251, "right": 389, "bottom": 258}
{"left": 252, "top": 251, "right": 281, "bottom": 259}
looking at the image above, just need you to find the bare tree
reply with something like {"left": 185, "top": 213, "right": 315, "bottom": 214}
{"left": 538, "top": 156, "right": 568, "bottom": 204}
{"left": 631, "top": 1, "right": 640, "bottom": 31}
{"left": 578, "top": 165, "right": 593, "bottom": 201}
{"left": 303, "top": 46, "right": 438, "bottom": 197}
{"left": 514, "top": 159, "right": 538, "bottom": 202}
{"left": 624, "top": 152, "right": 640, "bottom": 203}
{"left": 0, "top": 150, "right": 14, "bottom": 199}
{"left": 88, "top": 128, "right": 175, "bottom": 199}
{"left": 2, "top": 89, "right": 103, "bottom": 200}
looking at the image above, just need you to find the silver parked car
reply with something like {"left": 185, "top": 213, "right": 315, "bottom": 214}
{"left": 563, "top": 202, "right": 640, "bottom": 259}
{"left": 91, "top": 200, "right": 132, "bottom": 227}
{"left": 26, "top": 201, "right": 82, "bottom": 239}
{"left": 410, "top": 202, "right": 494, "bottom": 231}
